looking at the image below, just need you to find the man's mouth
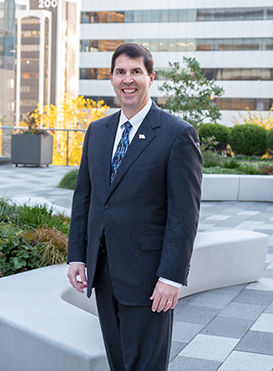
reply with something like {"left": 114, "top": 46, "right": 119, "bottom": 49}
{"left": 122, "top": 88, "right": 137, "bottom": 94}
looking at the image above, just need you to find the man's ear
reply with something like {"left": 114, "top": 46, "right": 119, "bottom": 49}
{"left": 110, "top": 72, "right": 113, "bottom": 86}
{"left": 149, "top": 71, "right": 155, "bottom": 87}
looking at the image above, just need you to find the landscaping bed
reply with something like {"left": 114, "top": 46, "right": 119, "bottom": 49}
{"left": 0, "top": 199, "right": 70, "bottom": 277}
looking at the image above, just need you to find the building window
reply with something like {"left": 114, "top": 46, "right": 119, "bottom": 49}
{"left": 80, "top": 7, "right": 273, "bottom": 24}
{"left": 80, "top": 38, "right": 273, "bottom": 53}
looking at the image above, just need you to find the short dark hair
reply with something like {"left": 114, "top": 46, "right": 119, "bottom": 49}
{"left": 111, "top": 43, "right": 154, "bottom": 75}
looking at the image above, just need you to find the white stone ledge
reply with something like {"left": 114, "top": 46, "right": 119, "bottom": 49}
{"left": 202, "top": 174, "right": 273, "bottom": 202}
{"left": 0, "top": 230, "right": 268, "bottom": 371}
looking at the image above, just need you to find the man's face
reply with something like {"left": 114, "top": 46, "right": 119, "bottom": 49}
{"left": 110, "top": 54, "right": 154, "bottom": 118}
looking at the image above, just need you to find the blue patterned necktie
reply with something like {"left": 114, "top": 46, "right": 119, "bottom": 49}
{"left": 110, "top": 121, "right": 132, "bottom": 183}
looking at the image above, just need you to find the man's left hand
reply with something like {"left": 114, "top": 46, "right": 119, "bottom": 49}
{"left": 150, "top": 281, "right": 180, "bottom": 312}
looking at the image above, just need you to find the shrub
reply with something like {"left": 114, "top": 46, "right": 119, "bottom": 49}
{"left": 238, "top": 162, "right": 262, "bottom": 175}
{"left": 59, "top": 168, "right": 79, "bottom": 190}
{"left": 202, "top": 151, "right": 225, "bottom": 168}
{"left": 229, "top": 124, "right": 267, "bottom": 156}
{"left": 266, "top": 128, "right": 273, "bottom": 153}
{"left": 260, "top": 164, "right": 273, "bottom": 175}
{"left": 223, "top": 158, "right": 239, "bottom": 169}
{"left": 198, "top": 123, "right": 230, "bottom": 143}
{"left": 0, "top": 199, "right": 70, "bottom": 277}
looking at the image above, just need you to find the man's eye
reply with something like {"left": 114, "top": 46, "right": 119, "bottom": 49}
{"left": 133, "top": 70, "right": 140, "bottom": 74}
{"left": 116, "top": 71, "right": 124, "bottom": 75}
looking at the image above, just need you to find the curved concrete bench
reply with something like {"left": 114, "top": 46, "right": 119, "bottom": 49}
{"left": 0, "top": 230, "right": 268, "bottom": 371}
{"left": 202, "top": 174, "right": 273, "bottom": 202}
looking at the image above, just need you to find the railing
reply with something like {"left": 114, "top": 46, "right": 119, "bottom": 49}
{"left": 0, "top": 126, "right": 87, "bottom": 166}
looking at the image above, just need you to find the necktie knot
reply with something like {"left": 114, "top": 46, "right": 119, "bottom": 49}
{"left": 110, "top": 121, "right": 132, "bottom": 183}
{"left": 123, "top": 120, "right": 132, "bottom": 133}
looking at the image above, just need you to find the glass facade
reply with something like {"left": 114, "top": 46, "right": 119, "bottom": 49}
{"left": 81, "top": 7, "right": 273, "bottom": 24}
{"left": 0, "top": 0, "right": 15, "bottom": 157}
{"left": 80, "top": 38, "right": 273, "bottom": 53}
{"left": 80, "top": 68, "right": 273, "bottom": 81}
{"left": 83, "top": 96, "right": 273, "bottom": 111}
{"left": 16, "top": 16, "right": 40, "bottom": 121}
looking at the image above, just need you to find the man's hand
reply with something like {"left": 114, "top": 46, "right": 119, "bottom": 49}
{"left": 150, "top": 281, "right": 180, "bottom": 312}
{"left": 67, "top": 263, "right": 87, "bottom": 294}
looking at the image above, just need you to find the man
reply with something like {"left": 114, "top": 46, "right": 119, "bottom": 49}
{"left": 67, "top": 43, "right": 202, "bottom": 371}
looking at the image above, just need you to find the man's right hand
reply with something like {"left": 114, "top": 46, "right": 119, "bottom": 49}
{"left": 67, "top": 263, "right": 87, "bottom": 294}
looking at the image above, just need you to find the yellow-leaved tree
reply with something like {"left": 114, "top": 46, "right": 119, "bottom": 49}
{"left": 24, "top": 95, "right": 109, "bottom": 166}
{"left": 233, "top": 106, "right": 273, "bottom": 130}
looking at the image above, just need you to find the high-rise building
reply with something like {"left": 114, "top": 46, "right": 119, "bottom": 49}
{"left": 79, "top": 0, "right": 273, "bottom": 126}
{"left": 15, "top": 0, "right": 79, "bottom": 122}
{"left": 0, "top": 0, "right": 15, "bottom": 158}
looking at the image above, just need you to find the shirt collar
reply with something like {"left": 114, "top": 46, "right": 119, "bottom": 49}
{"left": 119, "top": 99, "right": 152, "bottom": 130}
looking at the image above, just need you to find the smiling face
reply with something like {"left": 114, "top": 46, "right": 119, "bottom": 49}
{"left": 110, "top": 54, "right": 155, "bottom": 119}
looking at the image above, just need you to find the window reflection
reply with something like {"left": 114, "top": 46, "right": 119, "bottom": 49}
{"left": 80, "top": 38, "right": 273, "bottom": 53}
{"left": 81, "top": 7, "right": 273, "bottom": 23}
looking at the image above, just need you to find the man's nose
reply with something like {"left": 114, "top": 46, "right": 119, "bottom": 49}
{"left": 123, "top": 72, "right": 134, "bottom": 84}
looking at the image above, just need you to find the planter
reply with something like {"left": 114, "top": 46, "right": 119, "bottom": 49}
{"left": 202, "top": 174, "right": 273, "bottom": 202}
{"left": 11, "top": 134, "right": 53, "bottom": 166}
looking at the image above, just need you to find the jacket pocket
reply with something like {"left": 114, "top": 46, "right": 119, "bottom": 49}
{"left": 140, "top": 235, "right": 164, "bottom": 251}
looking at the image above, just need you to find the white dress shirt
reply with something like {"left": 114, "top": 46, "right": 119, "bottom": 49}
{"left": 70, "top": 98, "right": 182, "bottom": 289}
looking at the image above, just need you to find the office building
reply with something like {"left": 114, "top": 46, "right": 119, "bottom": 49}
{"left": 15, "top": 0, "right": 79, "bottom": 122}
{"left": 79, "top": 0, "right": 273, "bottom": 126}
{"left": 0, "top": 0, "right": 15, "bottom": 157}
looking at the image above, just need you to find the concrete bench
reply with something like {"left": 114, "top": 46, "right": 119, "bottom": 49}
{"left": 0, "top": 230, "right": 268, "bottom": 371}
{"left": 202, "top": 174, "right": 273, "bottom": 202}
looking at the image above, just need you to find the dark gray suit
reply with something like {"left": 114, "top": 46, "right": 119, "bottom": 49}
{"left": 67, "top": 102, "right": 202, "bottom": 370}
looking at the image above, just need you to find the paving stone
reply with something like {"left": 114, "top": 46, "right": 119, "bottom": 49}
{"left": 218, "top": 351, "right": 273, "bottom": 371}
{"left": 169, "top": 356, "right": 221, "bottom": 371}
{"left": 211, "top": 284, "right": 246, "bottom": 296}
{"left": 251, "top": 313, "right": 273, "bottom": 333}
{"left": 215, "top": 217, "right": 251, "bottom": 228}
{"left": 246, "top": 203, "right": 273, "bottom": 211}
{"left": 190, "top": 291, "right": 235, "bottom": 309}
{"left": 233, "top": 289, "right": 273, "bottom": 306}
{"left": 179, "top": 334, "right": 239, "bottom": 361}
{"left": 218, "top": 302, "right": 266, "bottom": 321}
{"left": 246, "top": 279, "right": 273, "bottom": 292}
{"left": 265, "top": 301, "right": 273, "bottom": 314}
{"left": 169, "top": 341, "right": 187, "bottom": 361}
{"left": 236, "top": 331, "right": 273, "bottom": 355}
{"left": 201, "top": 316, "right": 254, "bottom": 339}
{"left": 248, "top": 213, "right": 273, "bottom": 222}
{"left": 262, "top": 269, "right": 273, "bottom": 279}
{"left": 234, "top": 221, "right": 265, "bottom": 230}
{"left": 172, "top": 321, "right": 204, "bottom": 343}
{"left": 174, "top": 304, "right": 220, "bottom": 325}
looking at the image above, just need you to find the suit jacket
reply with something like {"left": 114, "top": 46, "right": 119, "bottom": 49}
{"left": 67, "top": 102, "right": 202, "bottom": 306}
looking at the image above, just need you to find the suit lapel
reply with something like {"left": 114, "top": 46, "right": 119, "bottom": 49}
{"left": 106, "top": 102, "right": 161, "bottom": 201}
{"left": 100, "top": 111, "right": 120, "bottom": 191}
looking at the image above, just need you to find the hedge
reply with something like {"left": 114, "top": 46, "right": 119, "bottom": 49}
{"left": 229, "top": 124, "right": 267, "bottom": 156}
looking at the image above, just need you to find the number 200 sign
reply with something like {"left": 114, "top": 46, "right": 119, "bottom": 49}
{"left": 38, "top": 0, "right": 58, "bottom": 8}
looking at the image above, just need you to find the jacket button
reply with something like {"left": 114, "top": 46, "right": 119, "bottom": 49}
{"left": 104, "top": 204, "right": 109, "bottom": 210}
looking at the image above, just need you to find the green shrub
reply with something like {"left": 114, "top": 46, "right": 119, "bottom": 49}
{"left": 266, "top": 128, "right": 273, "bottom": 153}
{"left": 59, "top": 168, "right": 79, "bottom": 190}
{"left": 198, "top": 123, "right": 230, "bottom": 143}
{"left": 0, "top": 199, "right": 70, "bottom": 277}
{"left": 223, "top": 158, "right": 239, "bottom": 169}
{"left": 238, "top": 162, "right": 262, "bottom": 175}
{"left": 203, "top": 166, "right": 244, "bottom": 174}
{"left": 229, "top": 124, "right": 267, "bottom": 156}
{"left": 202, "top": 151, "right": 225, "bottom": 168}
{"left": 234, "top": 154, "right": 248, "bottom": 160}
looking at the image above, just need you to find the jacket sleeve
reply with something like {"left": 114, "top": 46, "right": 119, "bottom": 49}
{"left": 67, "top": 124, "right": 92, "bottom": 264}
{"left": 156, "top": 124, "right": 202, "bottom": 285}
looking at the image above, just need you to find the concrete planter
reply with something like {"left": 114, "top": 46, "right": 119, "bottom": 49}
{"left": 11, "top": 134, "right": 53, "bottom": 166}
{"left": 202, "top": 174, "right": 273, "bottom": 202}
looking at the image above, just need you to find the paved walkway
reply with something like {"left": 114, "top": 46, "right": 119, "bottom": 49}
{"left": 0, "top": 164, "right": 273, "bottom": 371}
